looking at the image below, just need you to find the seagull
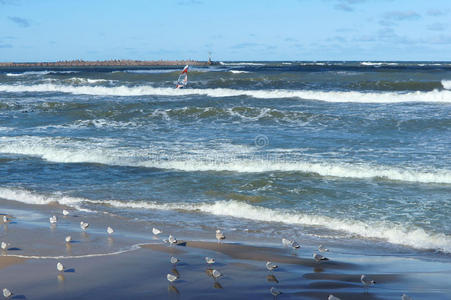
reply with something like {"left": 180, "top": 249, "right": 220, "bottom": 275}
{"left": 57, "top": 262, "right": 64, "bottom": 272}
{"left": 402, "top": 294, "right": 412, "bottom": 300}
{"left": 1, "top": 242, "right": 9, "bottom": 251}
{"left": 282, "top": 238, "right": 300, "bottom": 249}
{"left": 62, "top": 209, "right": 69, "bottom": 216}
{"left": 2, "top": 288, "right": 12, "bottom": 298}
{"left": 168, "top": 235, "right": 177, "bottom": 245}
{"left": 361, "top": 274, "right": 376, "bottom": 290}
{"left": 167, "top": 273, "right": 178, "bottom": 283}
{"left": 65, "top": 236, "right": 72, "bottom": 243}
{"left": 319, "top": 244, "right": 329, "bottom": 252}
{"left": 216, "top": 230, "right": 225, "bottom": 243}
{"left": 205, "top": 257, "right": 215, "bottom": 264}
{"left": 170, "top": 256, "right": 180, "bottom": 265}
{"left": 270, "top": 287, "right": 281, "bottom": 297}
{"left": 266, "top": 261, "right": 278, "bottom": 271}
{"left": 49, "top": 215, "right": 57, "bottom": 224}
{"left": 212, "top": 269, "right": 222, "bottom": 280}
{"left": 107, "top": 226, "right": 114, "bottom": 235}
{"left": 328, "top": 295, "right": 341, "bottom": 300}
{"left": 152, "top": 227, "right": 162, "bottom": 235}
{"left": 80, "top": 221, "right": 89, "bottom": 231}
{"left": 2, "top": 216, "right": 9, "bottom": 223}
{"left": 313, "top": 253, "right": 329, "bottom": 262}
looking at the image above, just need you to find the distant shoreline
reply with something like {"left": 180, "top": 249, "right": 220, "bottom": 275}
{"left": 0, "top": 60, "right": 214, "bottom": 67}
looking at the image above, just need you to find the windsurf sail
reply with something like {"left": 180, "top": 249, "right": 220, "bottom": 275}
{"left": 176, "top": 65, "right": 189, "bottom": 88}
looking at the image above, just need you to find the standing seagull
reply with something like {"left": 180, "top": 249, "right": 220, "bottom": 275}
{"left": 2, "top": 288, "right": 12, "bottom": 298}
{"left": 266, "top": 261, "right": 278, "bottom": 272}
{"left": 313, "top": 253, "right": 329, "bottom": 262}
{"left": 361, "top": 274, "right": 376, "bottom": 291}
{"left": 216, "top": 230, "right": 225, "bottom": 243}
{"left": 80, "top": 221, "right": 89, "bottom": 231}
{"left": 1, "top": 242, "right": 9, "bottom": 251}
{"left": 49, "top": 215, "right": 57, "bottom": 224}
{"left": 107, "top": 226, "right": 114, "bottom": 235}
{"left": 152, "top": 227, "right": 162, "bottom": 236}
{"left": 168, "top": 235, "right": 177, "bottom": 245}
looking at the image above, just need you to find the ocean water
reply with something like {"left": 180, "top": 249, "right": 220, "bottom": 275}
{"left": 0, "top": 61, "right": 450, "bottom": 257}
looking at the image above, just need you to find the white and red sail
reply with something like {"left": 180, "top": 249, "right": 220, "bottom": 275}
{"left": 176, "top": 65, "right": 189, "bottom": 88}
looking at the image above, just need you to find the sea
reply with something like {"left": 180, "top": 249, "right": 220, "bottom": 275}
{"left": 0, "top": 61, "right": 450, "bottom": 259}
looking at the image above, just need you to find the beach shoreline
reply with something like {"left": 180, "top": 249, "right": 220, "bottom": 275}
{"left": 1, "top": 207, "right": 450, "bottom": 300}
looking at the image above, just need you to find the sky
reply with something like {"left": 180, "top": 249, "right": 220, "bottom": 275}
{"left": 0, "top": 0, "right": 450, "bottom": 61}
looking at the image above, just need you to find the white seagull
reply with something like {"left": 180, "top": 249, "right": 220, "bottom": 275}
{"left": 2, "top": 216, "right": 9, "bottom": 223}
{"left": 328, "top": 294, "right": 341, "bottom": 300}
{"left": 65, "top": 236, "right": 72, "bottom": 243}
{"left": 62, "top": 209, "right": 69, "bottom": 216}
{"left": 216, "top": 230, "right": 225, "bottom": 242}
{"left": 107, "top": 226, "right": 114, "bottom": 235}
{"left": 2, "top": 288, "right": 12, "bottom": 298}
{"left": 313, "top": 253, "right": 329, "bottom": 262}
{"left": 57, "top": 262, "right": 64, "bottom": 272}
{"left": 361, "top": 274, "right": 376, "bottom": 289}
{"left": 168, "top": 235, "right": 177, "bottom": 245}
{"left": 1, "top": 242, "right": 9, "bottom": 251}
{"left": 167, "top": 273, "right": 178, "bottom": 283}
{"left": 205, "top": 257, "right": 216, "bottom": 264}
{"left": 49, "top": 215, "right": 57, "bottom": 224}
{"left": 319, "top": 244, "right": 329, "bottom": 252}
{"left": 282, "top": 238, "right": 300, "bottom": 249}
{"left": 80, "top": 221, "right": 89, "bottom": 231}
{"left": 170, "top": 256, "right": 180, "bottom": 265}
{"left": 152, "top": 227, "right": 162, "bottom": 235}
{"left": 212, "top": 269, "right": 222, "bottom": 280}
{"left": 266, "top": 261, "right": 278, "bottom": 271}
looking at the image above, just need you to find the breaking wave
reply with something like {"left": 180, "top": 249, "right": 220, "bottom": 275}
{"left": 1, "top": 187, "right": 450, "bottom": 253}
{"left": 442, "top": 80, "right": 451, "bottom": 90}
{"left": 1, "top": 83, "right": 451, "bottom": 103}
{"left": 0, "top": 136, "right": 450, "bottom": 184}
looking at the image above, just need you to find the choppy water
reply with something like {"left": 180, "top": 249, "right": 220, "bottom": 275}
{"left": 0, "top": 61, "right": 450, "bottom": 255}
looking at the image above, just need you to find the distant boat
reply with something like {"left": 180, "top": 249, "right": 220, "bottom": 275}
{"left": 176, "top": 65, "right": 189, "bottom": 89}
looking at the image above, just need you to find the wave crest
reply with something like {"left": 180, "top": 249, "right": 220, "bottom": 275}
{"left": 1, "top": 187, "right": 450, "bottom": 253}
{"left": 1, "top": 83, "right": 450, "bottom": 103}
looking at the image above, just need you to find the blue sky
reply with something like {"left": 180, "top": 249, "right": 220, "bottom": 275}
{"left": 1, "top": 0, "right": 450, "bottom": 61}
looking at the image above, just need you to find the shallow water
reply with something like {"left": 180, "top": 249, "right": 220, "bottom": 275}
{"left": 0, "top": 61, "right": 450, "bottom": 257}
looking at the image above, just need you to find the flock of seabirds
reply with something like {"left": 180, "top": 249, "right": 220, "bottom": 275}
{"left": 1, "top": 210, "right": 413, "bottom": 299}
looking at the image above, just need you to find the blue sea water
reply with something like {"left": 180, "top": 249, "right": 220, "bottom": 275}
{"left": 0, "top": 61, "right": 450, "bottom": 257}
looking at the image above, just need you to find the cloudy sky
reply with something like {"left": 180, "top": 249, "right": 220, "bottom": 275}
{"left": 1, "top": 0, "right": 450, "bottom": 61}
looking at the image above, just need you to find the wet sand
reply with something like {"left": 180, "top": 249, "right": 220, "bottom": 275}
{"left": 0, "top": 208, "right": 450, "bottom": 299}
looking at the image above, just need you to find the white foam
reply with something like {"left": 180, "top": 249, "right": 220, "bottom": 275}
{"left": 441, "top": 80, "right": 451, "bottom": 90}
{"left": 2, "top": 187, "right": 449, "bottom": 253}
{"left": 67, "top": 77, "right": 109, "bottom": 84}
{"left": 5, "top": 71, "right": 78, "bottom": 77}
{"left": 230, "top": 70, "right": 250, "bottom": 74}
{"left": 0, "top": 136, "right": 450, "bottom": 184}
{"left": 0, "top": 83, "right": 450, "bottom": 103}
{"left": 360, "top": 62, "right": 399, "bottom": 66}
{"left": 219, "top": 62, "right": 265, "bottom": 66}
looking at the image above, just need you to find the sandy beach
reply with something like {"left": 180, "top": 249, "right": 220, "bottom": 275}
{"left": 1, "top": 205, "right": 450, "bottom": 300}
